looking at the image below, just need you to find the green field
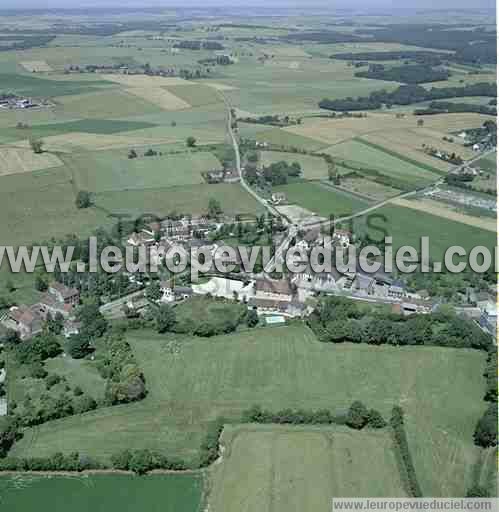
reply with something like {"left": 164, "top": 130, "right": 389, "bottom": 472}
{"left": 260, "top": 151, "right": 329, "bottom": 180}
{"left": 0, "top": 474, "right": 202, "bottom": 512}
{"left": 0, "top": 73, "right": 114, "bottom": 97}
{"left": 250, "top": 126, "right": 329, "bottom": 151}
{"left": 324, "top": 139, "right": 442, "bottom": 188}
{"left": 53, "top": 89, "right": 160, "bottom": 119}
{"left": 65, "top": 150, "right": 222, "bottom": 192}
{"left": 274, "top": 181, "right": 370, "bottom": 217}
{"left": 94, "top": 183, "right": 265, "bottom": 217}
{"left": 349, "top": 203, "right": 496, "bottom": 260}
{"left": 11, "top": 324, "right": 486, "bottom": 496}
{"left": 0, "top": 166, "right": 112, "bottom": 247}
{"left": 0, "top": 119, "right": 157, "bottom": 144}
{"left": 208, "top": 424, "right": 405, "bottom": 511}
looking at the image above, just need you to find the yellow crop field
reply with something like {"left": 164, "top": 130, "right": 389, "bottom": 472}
{"left": 0, "top": 147, "right": 62, "bottom": 175}
{"left": 283, "top": 114, "right": 415, "bottom": 145}
{"left": 99, "top": 74, "right": 192, "bottom": 110}
{"left": 99, "top": 74, "right": 188, "bottom": 87}
{"left": 125, "top": 86, "right": 190, "bottom": 111}
{"left": 420, "top": 113, "right": 492, "bottom": 132}
{"left": 284, "top": 112, "right": 491, "bottom": 148}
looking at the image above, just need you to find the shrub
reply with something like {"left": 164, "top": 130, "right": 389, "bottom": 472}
{"left": 473, "top": 403, "right": 497, "bottom": 448}
{"left": 45, "top": 373, "right": 62, "bottom": 389}
{"left": 390, "top": 406, "right": 423, "bottom": 497}
{"left": 346, "top": 401, "right": 369, "bottom": 430}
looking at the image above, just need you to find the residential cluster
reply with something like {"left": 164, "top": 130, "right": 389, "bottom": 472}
{"left": 1, "top": 282, "right": 80, "bottom": 340}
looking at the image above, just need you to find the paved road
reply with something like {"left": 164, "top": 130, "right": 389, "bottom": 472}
{"left": 219, "top": 91, "right": 285, "bottom": 220}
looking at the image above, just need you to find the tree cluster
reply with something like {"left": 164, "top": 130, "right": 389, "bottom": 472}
{"left": 262, "top": 160, "right": 302, "bottom": 186}
{"left": 308, "top": 296, "right": 492, "bottom": 351}
{"left": 96, "top": 331, "right": 146, "bottom": 405}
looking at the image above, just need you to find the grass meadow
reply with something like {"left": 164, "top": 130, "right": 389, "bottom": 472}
{"left": 208, "top": 424, "right": 405, "bottom": 511}
{"left": 94, "top": 183, "right": 265, "bottom": 218}
{"left": 65, "top": 149, "right": 222, "bottom": 192}
{"left": 11, "top": 324, "right": 486, "bottom": 496}
{"left": 0, "top": 119, "right": 157, "bottom": 144}
{"left": 0, "top": 166, "right": 113, "bottom": 247}
{"left": 274, "top": 181, "right": 370, "bottom": 217}
{"left": 347, "top": 203, "right": 496, "bottom": 260}
{"left": 324, "top": 139, "right": 442, "bottom": 188}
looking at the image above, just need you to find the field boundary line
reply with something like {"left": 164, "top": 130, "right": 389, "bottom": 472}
{"left": 355, "top": 137, "right": 447, "bottom": 176}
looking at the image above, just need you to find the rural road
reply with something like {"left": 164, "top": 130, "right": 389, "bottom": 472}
{"left": 219, "top": 91, "right": 285, "bottom": 220}
{"left": 219, "top": 91, "right": 495, "bottom": 272}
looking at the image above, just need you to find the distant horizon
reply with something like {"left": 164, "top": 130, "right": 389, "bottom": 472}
{"left": 0, "top": 3, "right": 495, "bottom": 12}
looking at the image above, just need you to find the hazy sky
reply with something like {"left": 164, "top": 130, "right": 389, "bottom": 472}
{"left": 0, "top": 0, "right": 496, "bottom": 9}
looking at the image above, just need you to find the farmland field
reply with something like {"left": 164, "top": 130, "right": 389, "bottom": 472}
{"left": 11, "top": 324, "right": 487, "bottom": 496}
{"left": 0, "top": 73, "right": 114, "bottom": 97}
{"left": 324, "top": 139, "right": 442, "bottom": 188}
{"left": 274, "top": 181, "right": 370, "bottom": 217}
{"left": 0, "top": 146, "right": 62, "bottom": 175}
{"left": 348, "top": 203, "right": 496, "bottom": 260}
{"left": 259, "top": 150, "right": 329, "bottom": 180}
{"left": 53, "top": 89, "right": 159, "bottom": 119}
{"left": 390, "top": 197, "right": 497, "bottom": 232}
{"left": 0, "top": 474, "right": 203, "bottom": 512}
{"left": 95, "top": 183, "right": 265, "bottom": 217}
{"left": 65, "top": 149, "right": 222, "bottom": 192}
{"left": 249, "top": 126, "right": 329, "bottom": 151}
{"left": 338, "top": 176, "right": 401, "bottom": 201}
{"left": 0, "top": 166, "right": 112, "bottom": 246}
{"left": 208, "top": 425, "right": 405, "bottom": 512}
{"left": 0, "top": 119, "right": 157, "bottom": 144}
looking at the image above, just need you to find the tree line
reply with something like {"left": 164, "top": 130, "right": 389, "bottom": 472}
{"left": 355, "top": 64, "right": 451, "bottom": 85}
{"left": 331, "top": 51, "right": 448, "bottom": 66}
{"left": 414, "top": 101, "right": 497, "bottom": 116}
{"left": 319, "top": 82, "right": 496, "bottom": 111}
{"left": 390, "top": 406, "right": 423, "bottom": 497}
{"left": 242, "top": 401, "right": 387, "bottom": 430}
